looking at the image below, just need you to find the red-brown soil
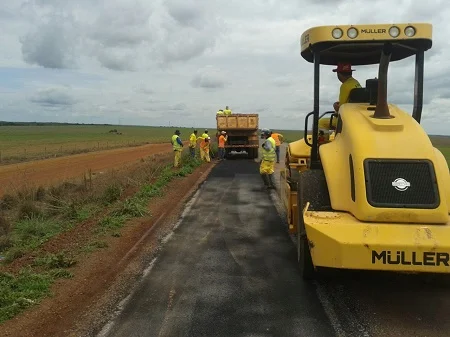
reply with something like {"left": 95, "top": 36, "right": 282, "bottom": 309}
{"left": 0, "top": 142, "right": 187, "bottom": 197}
{"left": 0, "top": 157, "right": 216, "bottom": 337}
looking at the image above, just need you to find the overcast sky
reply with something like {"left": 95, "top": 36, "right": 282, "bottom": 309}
{"left": 0, "top": 0, "right": 449, "bottom": 134}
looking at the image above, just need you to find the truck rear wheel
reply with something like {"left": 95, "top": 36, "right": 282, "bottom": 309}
{"left": 247, "top": 148, "right": 258, "bottom": 159}
{"left": 252, "top": 148, "right": 259, "bottom": 159}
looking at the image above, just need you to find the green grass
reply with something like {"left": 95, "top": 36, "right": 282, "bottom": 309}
{"left": 0, "top": 254, "right": 75, "bottom": 324}
{"left": 439, "top": 147, "right": 450, "bottom": 166}
{"left": 0, "top": 151, "right": 203, "bottom": 323}
{"left": 0, "top": 125, "right": 217, "bottom": 164}
{"left": 0, "top": 268, "right": 54, "bottom": 323}
{"left": 277, "top": 130, "right": 304, "bottom": 143}
{"left": 3, "top": 217, "right": 68, "bottom": 263}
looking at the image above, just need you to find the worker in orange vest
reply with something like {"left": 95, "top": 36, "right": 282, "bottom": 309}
{"left": 270, "top": 131, "right": 284, "bottom": 163}
{"left": 218, "top": 131, "right": 227, "bottom": 160}
{"left": 199, "top": 135, "right": 211, "bottom": 163}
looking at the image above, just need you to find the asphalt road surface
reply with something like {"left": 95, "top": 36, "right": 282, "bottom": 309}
{"left": 98, "top": 159, "right": 450, "bottom": 337}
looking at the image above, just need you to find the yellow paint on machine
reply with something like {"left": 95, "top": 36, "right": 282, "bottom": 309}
{"left": 304, "top": 210, "right": 450, "bottom": 273}
{"left": 320, "top": 103, "right": 450, "bottom": 224}
{"left": 300, "top": 23, "right": 433, "bottom": 63}
{"left": 281, "top": 21, "right": 450, "bottom": 277}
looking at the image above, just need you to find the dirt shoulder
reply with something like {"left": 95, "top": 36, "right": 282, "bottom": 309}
{"left": 0, "top": 142, "right": 187, "bottom": 197}
{"left": 0, "top": 158, "right": 216, "bottom": 337}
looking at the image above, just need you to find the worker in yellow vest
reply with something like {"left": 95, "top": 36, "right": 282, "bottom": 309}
{"left": 223, "top": 106, "right": 232, "bottom": 115}
{"left": 270, "top": 131, "right": 284, "bottom": 163}
{"left": 171, "top": 130, "right": 184, "bottom": 168}
{"left": 216, "top": 109, "right": 224, "bottom": 115}
{"left": 260, "top": 129, "right": 276, "bottom": 189}
{"left": 189, "top": 130, "right": 198, "bottom": 158}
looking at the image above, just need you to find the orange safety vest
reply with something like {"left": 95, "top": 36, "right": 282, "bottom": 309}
{"left": 218, "top": 135, "right": 226, "bottom": 148}
{"left": 200, "top": 138, "right": 209, "bottom": 150}
{"left": 272, "top": 133, "right": 281, "bottom": 146}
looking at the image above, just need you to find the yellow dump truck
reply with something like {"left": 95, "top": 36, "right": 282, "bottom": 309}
{"left": 280, "top": 23, "right": 450, "bottom": 279}
{"left": 216, "top": 113, "right": 259, "bottom": 159}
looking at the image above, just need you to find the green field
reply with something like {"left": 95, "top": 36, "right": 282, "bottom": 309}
{"left": 0, "top": 124, "right": 215, "bottom": 164}
{"left": 440, "top": 147, "right": 450, "bottom": 166}
{"left": 0, "top": 123, "right": 449, "bottom": 166}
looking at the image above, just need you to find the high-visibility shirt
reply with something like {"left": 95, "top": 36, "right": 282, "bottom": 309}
{"left": 218, "top": 135, "right": 227, "bottom": 148}
{"left": 200, "top": 138, "right": 210, "bottom": 150}
{"left": 262, "top": 137, "right": 276, "bottom": 161}
{"left": 223, "top": 109, "right": 232, "bottom": 115}
{"left": 217, "top": 110, "right": 224, "bottom": 115}
{"left": 189, "top": 133, "right": 197, "bottom": 147}
{"left": 171, "top": 134, "right": 182, "bottom": 151}
{"left": 339, "top": 77, "right": 361, "bottom": 106}
{"left": 199, "top": 134, "right": 210, "bottom": 145}
{"left": 271, "top": 133, "right": 284, "bottom": 146}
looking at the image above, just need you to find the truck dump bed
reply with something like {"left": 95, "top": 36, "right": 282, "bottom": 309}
{"left": 216, "top": 113, "right": 259, "bottom": 159}
{"left": 216, "top": 114, "right": 259, "bottom": 130}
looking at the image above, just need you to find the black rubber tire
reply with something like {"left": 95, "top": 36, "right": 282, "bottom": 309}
{"left": 298, "top": 170, "right": 332, "bottom": 211}
{"left": 253, "top": 147, "right": 259, "bottom": 160}
{"left": 297, "top": 227, "right": 315, "bottom": 280}
{"left": 246, "top": 148, "right": 252, "bottom": 159}
{"left": 297, "top": 174, "right": 316, "bottom": 280}
{"left": 247, "top": 147, "right": 258, "bottom": 159}
{"left": 295, "top": 169, "right": 332, "bottom": 280}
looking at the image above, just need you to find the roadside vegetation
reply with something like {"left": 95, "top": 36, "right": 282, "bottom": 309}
{"left": 0, "top": 123, "right": 218, "bottom": 165}
{"left": 0, "top": 150, "right": 203, "bottom": 323}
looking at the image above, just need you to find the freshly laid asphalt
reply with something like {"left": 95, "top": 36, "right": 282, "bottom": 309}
{"left": 99, "top": 159, "right": 334, "bottom": 337}
{"left": 98, "top": 157, "right": 450, "bottom": 337}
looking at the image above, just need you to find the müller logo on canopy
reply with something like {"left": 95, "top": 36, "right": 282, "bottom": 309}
{"left": 361, "top": 28, "right": 387, "bottom": 34}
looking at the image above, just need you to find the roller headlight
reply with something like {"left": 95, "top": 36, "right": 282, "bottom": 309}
{"left": 347, "top": 27, "right": 358, "bottom": 39}
{"left": 332, "top": 28, "right": 343, "bottom": 39}
{"left": 404, "top": 26, "right": 416, "bottom": 37}
{"left": 389, "top": 26, "right": 400, "bottom": 38}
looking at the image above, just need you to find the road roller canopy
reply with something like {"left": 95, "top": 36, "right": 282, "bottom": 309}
{"left": 300, "top": 23, "right": 432, "bottom": 66}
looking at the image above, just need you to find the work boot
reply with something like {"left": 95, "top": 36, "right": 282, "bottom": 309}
{"left": 268, "top": 174, "right": 276, "bottom": 189}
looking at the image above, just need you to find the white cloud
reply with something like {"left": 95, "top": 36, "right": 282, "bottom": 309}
{"left": 30, "top": 86, "right": 77, "bottom": 106}
{"left": 0, "top": 0, "right": 447, "bottom": 135}
{"left": 191, "top": 66, "right": 228, "bottom": 89}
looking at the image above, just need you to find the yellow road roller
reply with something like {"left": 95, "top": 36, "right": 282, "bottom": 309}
{"left": 280, "top": 23, "right": 450, "bottom": 279}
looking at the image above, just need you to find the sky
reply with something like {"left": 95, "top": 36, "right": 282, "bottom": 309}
{"left": 0, "top": 0, "right": 450, "bottom": 135}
